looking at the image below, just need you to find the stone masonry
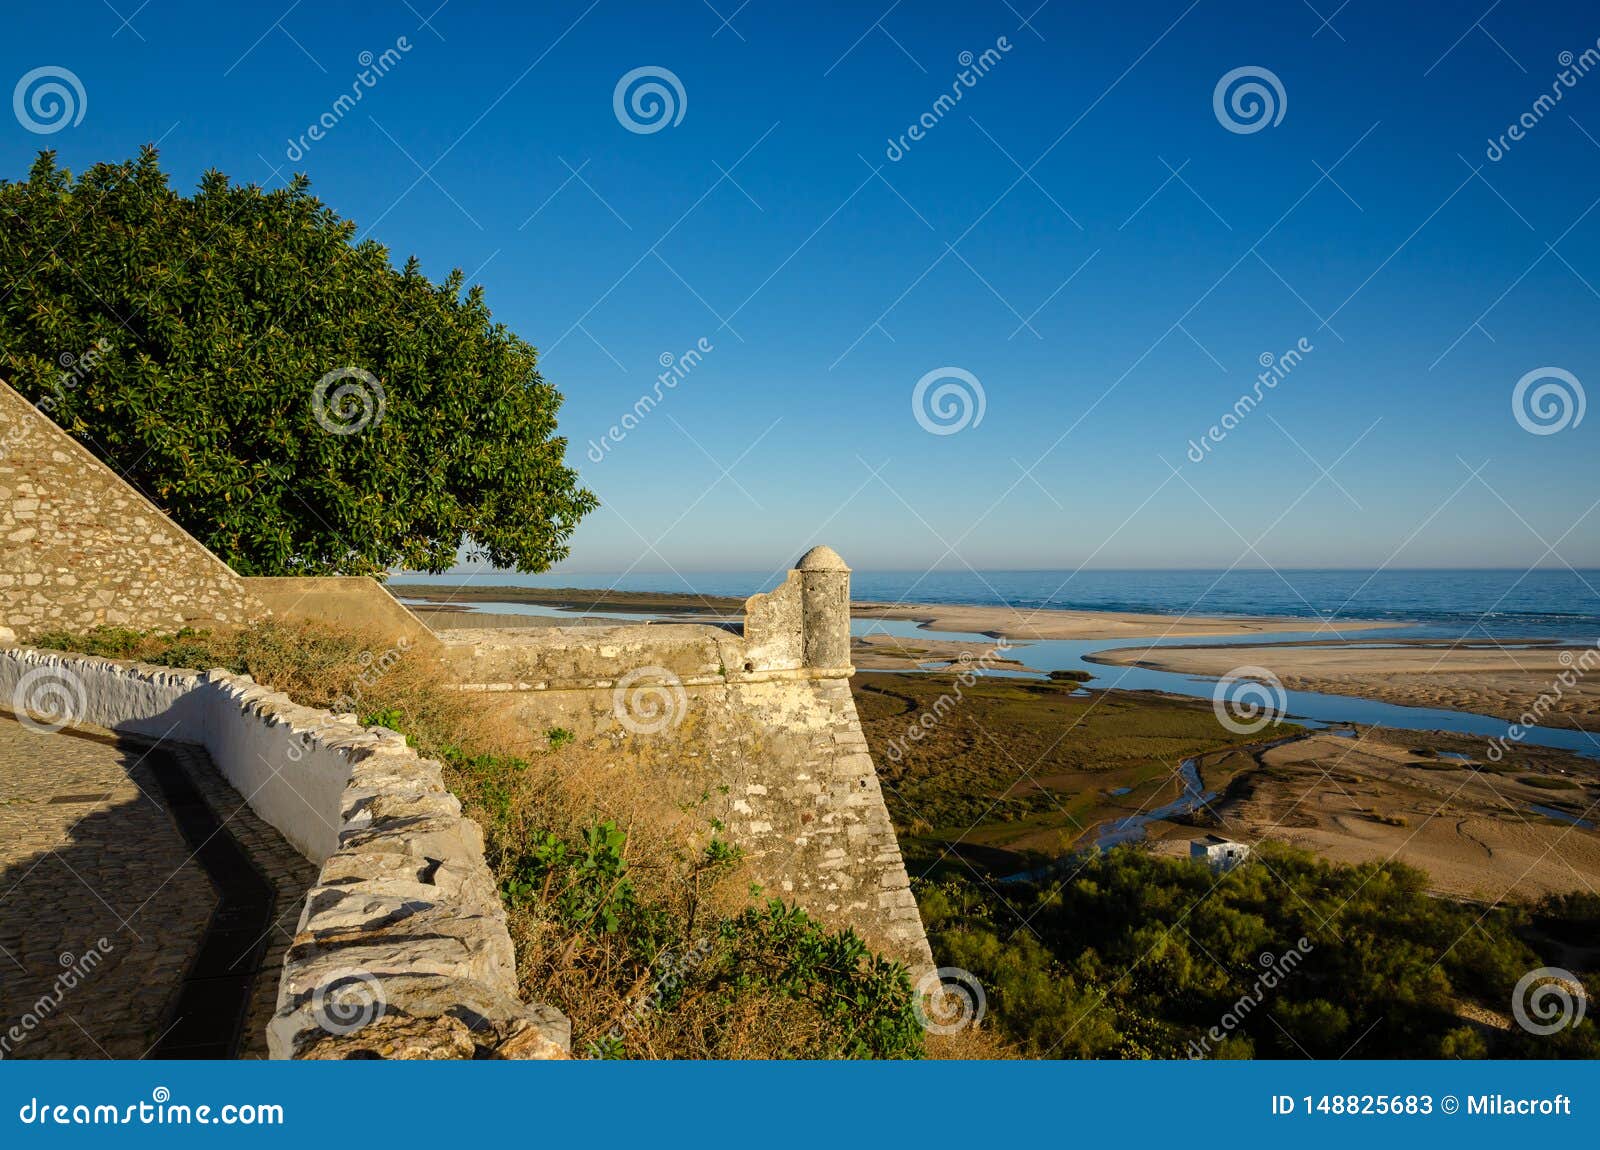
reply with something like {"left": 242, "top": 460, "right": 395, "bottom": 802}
{"left": 0, "top": 379, "right": 264, "bottom": 639}
{"left": 435, "top": 546, "right": 935, "bottom": 975}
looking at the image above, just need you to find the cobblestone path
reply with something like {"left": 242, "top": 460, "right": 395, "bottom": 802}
{"left": 0, "top": 716, "right": 315, "bottom": 1058}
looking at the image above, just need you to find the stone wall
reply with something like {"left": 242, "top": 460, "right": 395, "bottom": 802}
{"left": 0, "top": 380, "right": 265, "bottom": 639}
{"left": 0, "top": 647, "right": 568, "bottom": 1060}
{"left": 436, "top": 546, "right": 934, "bottom": 975}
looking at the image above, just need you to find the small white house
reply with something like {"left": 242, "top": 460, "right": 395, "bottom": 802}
{"left": 1191, "top": 836, "right": 1251, "bottom": 871}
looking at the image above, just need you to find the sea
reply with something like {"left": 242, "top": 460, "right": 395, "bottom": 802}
{"left": 396, "top": 567, "right": 1600, "bottom": 643}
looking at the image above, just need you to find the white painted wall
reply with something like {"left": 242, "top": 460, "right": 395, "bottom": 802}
{"left": 0, "top": 649, "right": 363, "bottom": 862}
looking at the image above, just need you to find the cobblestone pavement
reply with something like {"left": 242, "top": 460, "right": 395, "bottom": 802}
{"left": 0, "top": 716, "right": 315, "bottom": 1059}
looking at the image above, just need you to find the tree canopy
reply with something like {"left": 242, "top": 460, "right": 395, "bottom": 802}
{"left": 0, "top": 147, "right": 596, "bottom": 576}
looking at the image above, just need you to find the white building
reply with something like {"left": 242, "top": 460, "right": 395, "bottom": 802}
{"left": 1191, "top": 835, "right": 1251, "bottom": 871}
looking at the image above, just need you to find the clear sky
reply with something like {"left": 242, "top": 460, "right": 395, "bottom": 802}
{"left": 5, "top": 1, "right": 1598, "bottom": 575}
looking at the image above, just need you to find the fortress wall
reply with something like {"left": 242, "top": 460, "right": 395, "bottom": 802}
{"left": 0, "top": 380, "right": 265, "bottom": 639}
{"left": 499, "top": 672, "right": 933, "bottom": 974}
{"left": 438, "top": 548, "right": 934, "bottom": 976}
{"left": 0, "top": 647, "right": 569, "bottom": 1060}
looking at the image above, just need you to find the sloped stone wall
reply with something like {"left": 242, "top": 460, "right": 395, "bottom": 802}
{"left": 0, "top": 380, "right": 264, "bottom": 639}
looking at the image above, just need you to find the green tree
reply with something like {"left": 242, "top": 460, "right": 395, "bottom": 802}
{"left": 0, "top": 148, "right": 596, "bottom": 575}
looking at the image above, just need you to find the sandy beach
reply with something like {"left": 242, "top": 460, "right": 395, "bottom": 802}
{"left": 1087, "top": 641, "right": 1600, "bottom": 732}
{"left": 852, "top": 601, "right": 1399, "bottom": 642}
{"left": 1149, "top": 729, "right": 1600, "bottom": 901}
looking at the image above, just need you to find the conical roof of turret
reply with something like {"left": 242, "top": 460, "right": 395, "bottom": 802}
{"left": 795, "top": 544, "right": 849, "bottom": 572}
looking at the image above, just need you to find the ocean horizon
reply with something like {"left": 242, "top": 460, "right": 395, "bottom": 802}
{"left": 393, "top": 566, "right": 1600, "bottom": 640}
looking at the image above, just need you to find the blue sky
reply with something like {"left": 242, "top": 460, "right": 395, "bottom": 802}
{"left": 5, "top": 1, "right": 1599, "bottom": 575}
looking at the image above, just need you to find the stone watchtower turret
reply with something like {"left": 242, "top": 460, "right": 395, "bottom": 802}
{"left": 795, "top": 544, "right": 852, "bottom": 675}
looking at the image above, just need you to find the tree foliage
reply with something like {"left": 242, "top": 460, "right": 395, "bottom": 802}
{"left": 0, "top": 148, "right": 595, "bottom": 575}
